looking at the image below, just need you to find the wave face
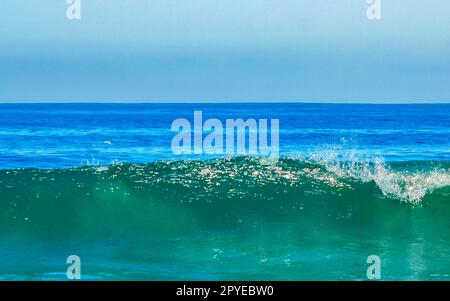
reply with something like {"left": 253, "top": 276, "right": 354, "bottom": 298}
{"left": 1, "top": 157, "right": 450, "bottom": 280}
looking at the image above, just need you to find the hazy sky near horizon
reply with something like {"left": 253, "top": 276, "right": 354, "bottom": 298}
{"left": 1, "top": 0, "right": 450, "bottom": 103}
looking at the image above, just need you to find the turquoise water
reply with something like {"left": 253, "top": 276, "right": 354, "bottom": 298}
{"left": 0, "top": 104, "right": 449, "bottom": 280}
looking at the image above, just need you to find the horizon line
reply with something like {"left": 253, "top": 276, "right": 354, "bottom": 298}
{"left": 0, "top": 101, "right": 449, "bottom": 105}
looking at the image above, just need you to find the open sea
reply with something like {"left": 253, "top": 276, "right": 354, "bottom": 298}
{"left": 0, "top": 103, "right": 449, "bottom": 280}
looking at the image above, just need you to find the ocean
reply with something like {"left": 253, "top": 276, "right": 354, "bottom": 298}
{"left": 0, "top": 103, "right": 449, "bottom": 280}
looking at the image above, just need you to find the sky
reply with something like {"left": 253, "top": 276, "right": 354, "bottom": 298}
{"left": 0, "top": 0, "right": 449, "bottom": 103}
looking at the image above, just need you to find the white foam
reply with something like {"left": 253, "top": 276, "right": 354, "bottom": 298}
{"left": 306, "top": 148, "right": 450, "bottom": 204}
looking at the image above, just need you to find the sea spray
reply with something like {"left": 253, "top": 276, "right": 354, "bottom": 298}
{"left": 303, "top": 148, "right": 450, "bottom": 204}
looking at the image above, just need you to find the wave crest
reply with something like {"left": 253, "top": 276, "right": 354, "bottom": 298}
{"left": 1, "top": 156, "right": 449, "bottom": 206}
{"left": 303, "top": 150, "right": 450, "bottom": 204}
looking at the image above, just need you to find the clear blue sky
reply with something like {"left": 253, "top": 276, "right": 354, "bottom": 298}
{"left": 0, "top": 0, "right": 449, "bottom": 103}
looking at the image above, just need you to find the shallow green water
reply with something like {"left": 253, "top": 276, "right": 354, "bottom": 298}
{"left": 1, "top": 157, "right": 450, "bottom": 280}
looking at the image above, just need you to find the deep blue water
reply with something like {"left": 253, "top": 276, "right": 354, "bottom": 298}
{"left": 0, "top": 103, "right": 449, "bottom": 169}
